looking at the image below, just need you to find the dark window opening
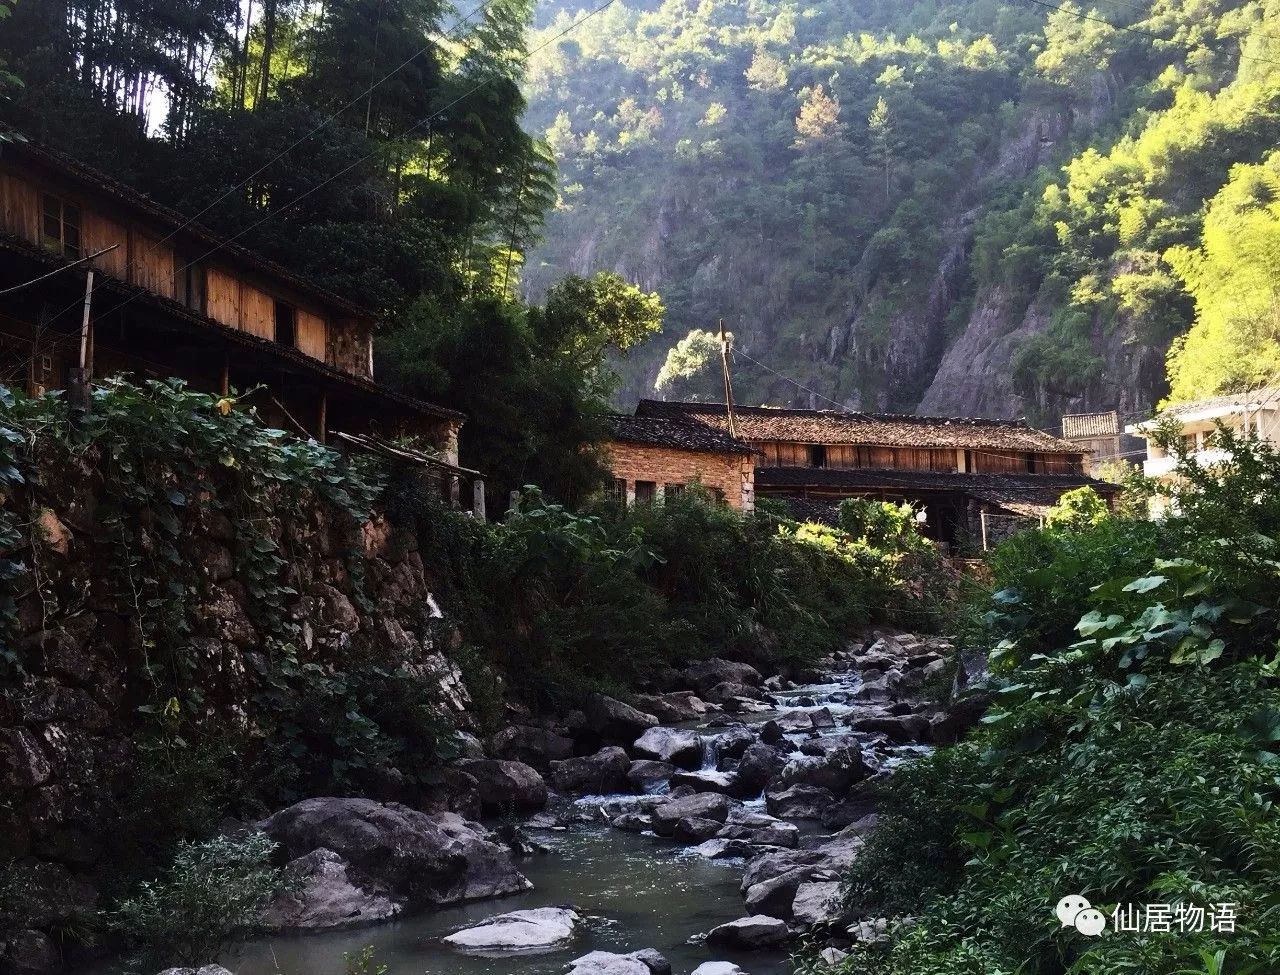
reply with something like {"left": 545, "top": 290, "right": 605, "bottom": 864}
{"left": 664, "top": 482, "right": 685, "bottom": 498}
{"left": 179, "top": 262, "right": 206, "bottom": 313}
{"left": 275, "top": 301, "right": 297, "bottom": 347}
{"left": 634, "top": 480, "right": 656, "bottom": 503}
{"left": 809, "top": 444, "right": 827, "bottom": 468}
{"left": 964, "top": 449, "right": 974, "bottom": 472}
{"left": 1025, "top": 452, "right": 1038, "bottom": 473}
{"left": 41, "top": 193, "right": 81, "bottom": 259}
{"left": 603, "top": 478, "right": 626, "bottom": 504}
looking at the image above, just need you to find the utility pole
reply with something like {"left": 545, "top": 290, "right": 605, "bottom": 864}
{"left": 69, "top": 269, "right": 95, "bottom": 413}
{"left": 719, "top": 318, "right": 739, "bottom": 439}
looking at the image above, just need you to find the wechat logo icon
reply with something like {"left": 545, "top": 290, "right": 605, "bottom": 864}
{"left": 1057, "top": 894, "right": 1107, "bottom": 936}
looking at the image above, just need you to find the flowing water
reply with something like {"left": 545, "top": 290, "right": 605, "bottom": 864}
{"left": 230, "top": 824, "right": 790, "bottom": 975}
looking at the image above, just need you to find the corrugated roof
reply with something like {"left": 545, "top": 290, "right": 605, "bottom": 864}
{"left": 1161, "top": 387, "right": 1280, "bottom": 417}
{"left": 636, "top": 400, "right": 1083, "bottom": 453}
{"left": 604, "top": 413, "right": 756, "bottom": 455}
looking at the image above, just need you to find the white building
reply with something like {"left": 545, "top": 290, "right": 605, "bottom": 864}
{"left": 1126, "top": 388, "right": 1280, "bottom": 509}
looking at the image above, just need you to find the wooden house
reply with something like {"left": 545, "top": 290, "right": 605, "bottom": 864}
{"left": 602, "top": 413, "right": 757, "bottom": 510}
{"left": 631, "top": 400, "right": 1117, "bottom": 548}
{"left": 0, "top": 139, "right": 463, "bottom": 463}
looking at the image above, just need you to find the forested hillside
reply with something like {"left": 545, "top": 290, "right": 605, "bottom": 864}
{"left": 523, "top": 0, "right": 1280, "bottom": 420}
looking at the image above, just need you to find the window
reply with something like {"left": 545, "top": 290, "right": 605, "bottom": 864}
{"left": 1024, "top": 451, "right": 1037, "bottom": 473}
{"left": 274, "top": 300, "right": 297, "bottom": 347}
{"left": 634, "top": 480, "right": 657, "bottom": 503}
{"left": 603, "top": 478, "right": 626, "bottom": 505}
{"left": 1182, "top": 432, "right": 1198, "bottom": 454}
{"left": 664, "top": 482, "right": 685, "bottom": 498}
{"left": 41, "top": 193, "right": 81, "bottom": 258}
{"left": 809, "top": 444, "right": 827, "bottom": 468}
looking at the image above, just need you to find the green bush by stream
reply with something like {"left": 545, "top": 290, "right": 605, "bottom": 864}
{"left": 806, "top": 433, "right": 1280, "bottom": 975}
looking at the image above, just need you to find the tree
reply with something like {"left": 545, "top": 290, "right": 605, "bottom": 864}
{"left": 868, "top": 96, "right": 893, "bottom": 200}
{"left": 655, "top": 329, "right": 723, "bottom": 400}
{"left": 745, "top": 47, "right": 788, "bottom": 92}
{"left": 794, "top": 84, "right": 843, "bottom": 147}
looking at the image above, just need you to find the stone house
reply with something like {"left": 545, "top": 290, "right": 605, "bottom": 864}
{"left": 601, "top": 413, "right": 758, "bottom": 511}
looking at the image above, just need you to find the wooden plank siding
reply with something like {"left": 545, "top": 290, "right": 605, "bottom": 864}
{"left": 129, "top": 233, "right": 176, "bottom": 298}
{"left": 1, "top": 173, "right": 40, "bottom": 244}
{"left": 752, "top": 438, "right": 1082, "bottom": 475}
{"left": 206, "top": 266, "right": 241, "bottom": 329}
{"left": 81, "top": 211, "right": 128, "bottom": 278}
{"left": 296, "top": 308, "right": 327, "bottom": 361}
{"left": 241, "top": 284, "right": 275, "bottom": 340}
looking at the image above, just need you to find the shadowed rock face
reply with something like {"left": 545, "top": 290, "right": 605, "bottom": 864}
{"left": 262, "top": 848, "right": 402, "bottom": 930}
{"left": 257, "top": 797, "right": 530, "bottom": 907}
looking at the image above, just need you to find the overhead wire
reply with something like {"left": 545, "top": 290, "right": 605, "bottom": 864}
{"left": 12, "top": 0, "right": 619, "bottom": 377}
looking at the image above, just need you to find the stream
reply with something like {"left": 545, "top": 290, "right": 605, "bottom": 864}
{"left": 219, "top": 647, "right": 938, "bottom": 975}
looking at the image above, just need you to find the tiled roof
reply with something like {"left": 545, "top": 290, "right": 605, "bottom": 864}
{"left": 1161, "top": 387, "right": 1280, "bottom": 417}
{"left": 636, "top": 400, "right": 1082, "bottom": 453}
{"left": 604, "top": 414, "right": 756, "bottom": 455}
{"left": 1061, "top": 411, "right": 1120, "bottom": 438}
{"left": 756, "top": 466, "right": 1116, "bottom": 517}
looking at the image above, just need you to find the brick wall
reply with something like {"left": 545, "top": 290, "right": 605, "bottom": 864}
{"left": 604, "top": 441, "right": 754, "bottom": 510}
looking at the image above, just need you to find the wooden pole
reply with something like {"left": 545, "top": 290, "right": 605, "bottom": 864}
{"left": 317, "top": 390, "right": 327, "bottom": 445}
{"left": 472, "top": 479, "right": 486, "bottom": 520}
{"left": 78, "top": 270, "right": 94, "bottom": 371}
{"left": 220, "top": 355, "right": 230, "bottom": 396}
{"left": 719, "top": 318, "right": 739, "bottom": 438}
{"left": 980, "top": 511, "right": 989, "bottom": 552}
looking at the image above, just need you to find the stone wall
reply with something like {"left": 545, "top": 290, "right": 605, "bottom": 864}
{"left": 0, "top": 454, "right": 468, "bottom": 970}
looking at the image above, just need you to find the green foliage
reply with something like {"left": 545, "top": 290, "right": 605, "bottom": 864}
{"left": 380, "top": 272, "right": 664, "bottom": 506}
{"left": 112, "top": 833, "right": 283, "bottom": 972}
{"left": 836, "top": 497, "right": 927, "bottom": 550}
{"left": 804, "top": 436, "right": 1280, "bottom": 975}
{"left": 1043, "top": 485, "right": 1109, "bottom": 529}
{"left": 654, "top": 328, "right": 723, "bottom": 400}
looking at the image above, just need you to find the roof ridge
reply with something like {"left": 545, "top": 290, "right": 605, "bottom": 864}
{"left": 635, "top": 398, "right": 1032, "bottom": 428}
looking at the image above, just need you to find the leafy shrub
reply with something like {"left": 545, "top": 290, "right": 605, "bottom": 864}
{"left": 112, "top": 833, "right": 283, "bottom": 971}
{"left": 809, "top": 434, "right": 1280, "bottom": 975}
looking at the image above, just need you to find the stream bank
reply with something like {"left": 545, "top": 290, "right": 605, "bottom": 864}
{"left": 209, "top": 628, "right": 985, "bottom": 975}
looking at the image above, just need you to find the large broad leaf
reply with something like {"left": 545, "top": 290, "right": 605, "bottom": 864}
{"left": 1238, "top": 706, "right": 1280, "bottom": 745}
{"left": 1123, "top": 574, "right": 1168, "bottom": 594}
{"left": 1077, "top": 610, "right": 1124, "bottom": 636}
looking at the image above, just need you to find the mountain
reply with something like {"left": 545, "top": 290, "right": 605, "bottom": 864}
{"left": 521, "top": 0, "right": 1280, "bottom": 422}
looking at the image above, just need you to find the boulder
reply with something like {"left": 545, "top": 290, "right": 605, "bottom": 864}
{"left": 930, "top": 692, "right": 992, "bottom": 745}
{"left": 792, "top": 881, "right": 843, "bottom": 928}
{"left": 851, "top": 715, "right": 930, "bottom": 744}
{"left": 683, "top": 658, "right": 763, "bottom": 694}
{"left": 262, "top": 848, "right": 401, "bottom": 930}
{"left": 743, "top": 868, "right": 811, "bottom": 918}
{"left": 690, "top": 963, "right": 748, "bottom": 975}
{"left": 691, "top": 838, "right": 756, "bottom": 859}
{"left": 454, "top": 759, "right": 548, "bottom": 813}
{"left": 759, "top": 719, "right": 785, "bottom": 745}
{"left": 585, "top": 695, "right": 658, "bottom": 742}
{"left": 717, "top": 815, "right": 798, "bottom": 849}
{"left": 706, "top": 914, "right": 790, "bottom": 949}
{"left": 669, "top": 769, "right": 741, "bottom": 797}
{"left": 2, "top": 930, "right": 59, "bottom": 975}
{"left": 489, "top": 725, "right": 574, "bottom": 769}
{"left": 773, "top": 710, "right": 815, "bottom": 733}
{"left": 777, "top": 745, "right": 867, "bottom": 795}
{"left": 672, "top": 816, "right": 723, "bottom": 843}
{"left": 632, "top": 727, "right": 702, "bottom": 770}
{"left": 734, "top": 742, "right": 785, "bottom": 796}
{"left": 626, "top": 760, "right": 675, "bottom": 794}
{"left": 650, "top": 792, "right": 733, "bottom": 837}
{"left": 809, "top": 707, "right": 836, "bottom": 730}
{"left": 258, "top": 798, "right": 530, "bottom": 906}
{"left": 713, "top": 725, "right": 755, "bottom": 760}
{"left": 633, "top": 692, "right": 708, "bottom": 723}
{"left": 551, "top": 747, "right": 631, "bottom": 796}
{"left": 567, "top": 949, "right": 670, "bottom": 975}
{"left": 611, "top": 812, "right": 653, "bottom": 832}
{"left": 442, "top": 907, "right": 578, "bottom": 952}
{"left": 765, "top": 784, "right": 836, "bottom": 820}
{"left": 702, "top": 682, "right": 758, "bottom": 705}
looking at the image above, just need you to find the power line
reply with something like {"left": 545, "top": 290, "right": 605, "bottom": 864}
{"left": 18, "top": 0, "right": 620, "bottom": 375}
